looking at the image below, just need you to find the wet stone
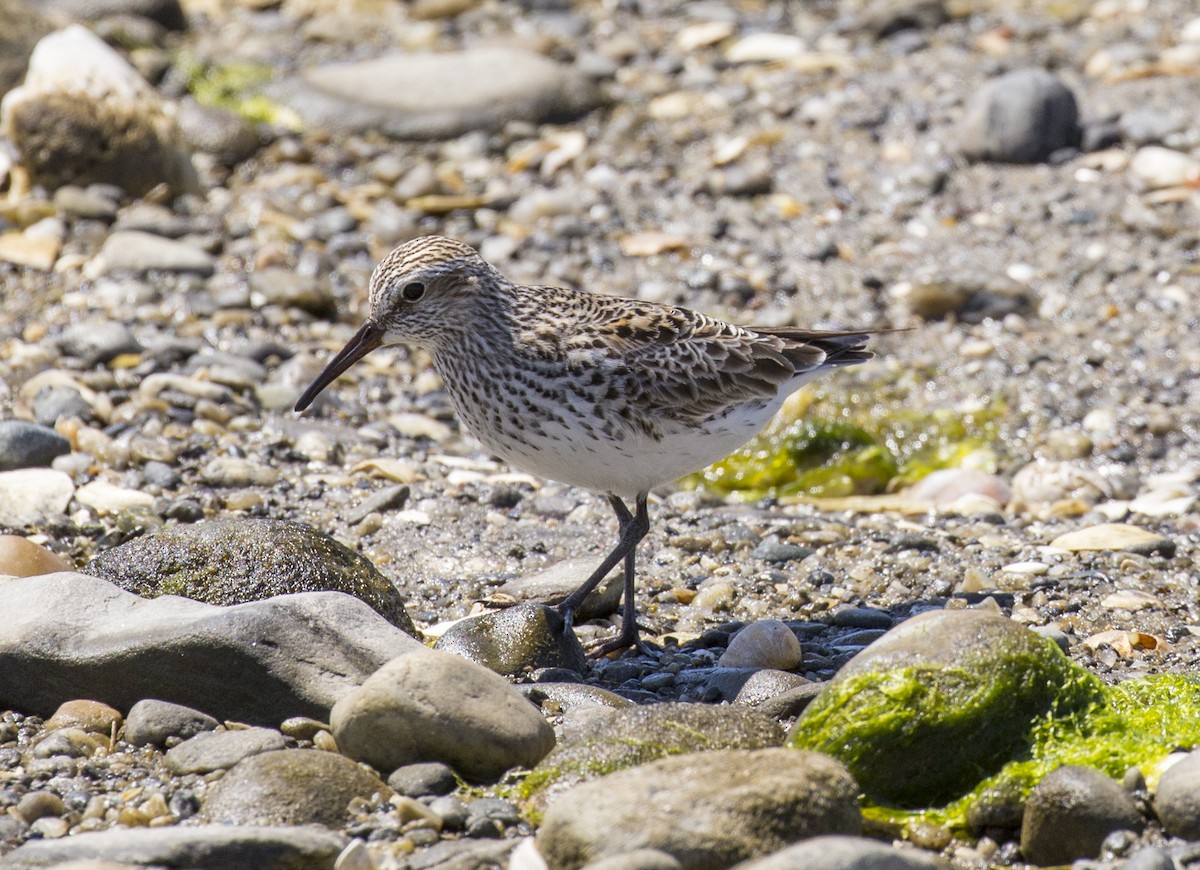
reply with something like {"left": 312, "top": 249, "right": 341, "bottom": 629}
{"left": 434, "top": 603, "right": 586, "bottom": 676}
{"left": 1020, "top": 765, "right": 1144, "bottom": 865}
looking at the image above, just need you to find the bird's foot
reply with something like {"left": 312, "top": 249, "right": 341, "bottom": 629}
{"left": 585, "top": 625, "right": 658, "bottom": 659}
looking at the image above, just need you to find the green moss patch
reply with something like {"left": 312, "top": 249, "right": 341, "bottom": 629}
{"left": 799, "top": 667, "right": 1200, "bottom": 835}
{"left": 176, "top": 53, "right": 299, "bottom": 128}
{"left": 685, "top": 380, "right": 1004, "bottom": 500}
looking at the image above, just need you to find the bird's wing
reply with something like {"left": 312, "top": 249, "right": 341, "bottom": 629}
{"left": 553, "top": 297, "right": 844, "bottom": 423}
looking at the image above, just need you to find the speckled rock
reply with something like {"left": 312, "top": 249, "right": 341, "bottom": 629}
{"left": 0, "top": 25, "right": 197, "bottom": 195}
{"left": 84, "top": 518, "right": 415, "bottom": 634}
{"left": 435, "top": 604, "right": 586, "bottom": 676}
{"left": 537, "top": 749, "right": 860, "bottom": 870}
{"left": 201, "top": 749, "right": 392, "bottom": 826}
{"left": 0, "top": 572, "right": 422, "bottom": 724}
{"left": 1020, "top": 765, "right": 1144, "bottom": 865}
{"left": 332, "top": 647, "right": 555, "bottom": 783}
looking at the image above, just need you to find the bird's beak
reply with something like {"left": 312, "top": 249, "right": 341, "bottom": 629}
{"left": 294, "top": 321, "right": 385, "bottom": 412}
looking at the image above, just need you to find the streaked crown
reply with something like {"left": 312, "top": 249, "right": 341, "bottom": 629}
{"left": 367, "top": 235, "right": 504, "bottom": 345}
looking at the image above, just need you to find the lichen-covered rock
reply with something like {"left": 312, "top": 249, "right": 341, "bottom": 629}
{"left": 0, "top": 25, "right": 197, "bottom": 195}
{"left": 84, "top": 517, "right": 415, "bottom": 634}
{"left": 522, "top": 703, "right": 784, "bottom": 813}
{"left": 201, "top": 749, "right": 392, "bottom": 827}
{"left": 789, "top": 609, "right": 1103, "bottom": 806}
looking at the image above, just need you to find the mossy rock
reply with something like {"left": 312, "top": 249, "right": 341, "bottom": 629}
{"left": 788, "top": 609, "right": 1103, "bottom": 807}
{"left": 85, "top": 518, "right": 415, "bottom": 635}
{"left": 520, "top": 703, "right": 784, "bottom": 816}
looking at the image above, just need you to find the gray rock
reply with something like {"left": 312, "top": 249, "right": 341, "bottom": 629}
{"left": 537, "top": 748, "right": 860, "bottom": 869}
{"left": 1020, "top": 765, "right": 1144, "bottom": 866}
{"left": 959, "top": 68, "right": 1081, "bottom": 164}
{"left": 0, "top": 422, "right": 71, "bottom": 471}
{"left": 1153, "top": 750, "right": 1200, "bottom": 839}
{"left": 249, "top": 267, "right": 336, "bottom": 317}
{"left": 32, "top": 385, "right": 95, "bottom": 426}
{"left": 725, "top": 669, "right": 813, "bottom": 706}
{"left": 0, "top": 0, "right": 53, "bottom": 101}
{"left": 0, "top": 469, "right": 74, "bottom": 528}
{"left": 518, "top": 682, "right": 633, "bottom": 714}
{"left": 201, "top": 749, "right": 391, "bottom": 826}
{"left": 495, "top": 557, "right": 621, "bottom": 621}
{"left": 90, "top": 230, "right": 215, "bottom": 276}
{"left": 51, "top": 184, "right": 120, "bottom": 221}
{"left": 0, "top": 25, "right": 197, "bottom": 196}
{"left": 0, "top": 824, "right": 344, "bottom": 869}
{"left": 175, "top": 97, "right": 260, "bottom": 165}
{"left": 435, "top": 604, "right": 586, "bottom": 676}
{"left": 788, "top": 609, "right": 1102, "bottom": 806}
{"left": 732, "top": 834, "right": 949, "bottom": 868}
{"left": 387, "top": 761, "right": 457, "bottom": 797}
{"left": 269, "top": 47, "right": 603, "bottom": 139}
{"left": 124, "top": 699, "right": 218, "bottom": 747}
{"left": 331, "top": 647, "right": 556, "bottom": 783}
{"left": 752, "top": 682, "right": 826, "bottom": 721}
{"left": 165, "top": 727, "right": 287, "bottom": 774}
{"left": 0, "top": 572, "right": 422, "bottom": 725}
{"left": 525, "top": 702, "right": 784, "bottom": 813}
{"left": 84, "top": 518, "right": 415, "bottom": 634}
{"left": 58, "top": 321, "right": 141, "bottom": 366}
{"left": 199, "top": 457, "right": 280, "bottom": 488}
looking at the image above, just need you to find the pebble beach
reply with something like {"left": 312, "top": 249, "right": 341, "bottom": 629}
{"left": 0, "top": 0, "right": 1199, "bottom": 867}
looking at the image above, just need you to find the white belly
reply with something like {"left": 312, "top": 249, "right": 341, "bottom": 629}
{"left": 471, "top": 395, "right": 786, "bottom": 501}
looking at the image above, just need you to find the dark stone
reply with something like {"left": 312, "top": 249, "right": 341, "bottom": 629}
{"left": 84, "top": 517, "right": 415, "bottom": 634}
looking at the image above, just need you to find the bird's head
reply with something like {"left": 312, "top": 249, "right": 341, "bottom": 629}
{"left": 294, "top": 235, "right": 498, "bottom": 412}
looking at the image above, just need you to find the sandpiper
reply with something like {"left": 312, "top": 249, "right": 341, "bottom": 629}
{"left": 296, "top": 235, "right": 880, "bottom": 654}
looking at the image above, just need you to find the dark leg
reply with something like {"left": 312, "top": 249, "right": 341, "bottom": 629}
{"left": 558, "top": 493, "right": 650, "bottom": 654}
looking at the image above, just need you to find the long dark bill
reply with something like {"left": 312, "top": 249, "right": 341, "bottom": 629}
{"left": 294, "top": 321, "right": 385, "bottom": 412}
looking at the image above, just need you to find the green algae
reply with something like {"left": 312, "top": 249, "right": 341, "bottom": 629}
{"left": 789, "top": 633, "right": 1104, "bottom": 809}
{"left": 803, "top": 668, "right": 1200, "bottom": 835}
{"left": 177, "top": 53, "right": 300, "bottom": 128}
{"left": 685, "top": 380, "right": 1004, "bottom": 500}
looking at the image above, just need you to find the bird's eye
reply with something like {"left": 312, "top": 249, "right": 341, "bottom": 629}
{"left": 402, "top": 281, "right": 426, "bottom": 302}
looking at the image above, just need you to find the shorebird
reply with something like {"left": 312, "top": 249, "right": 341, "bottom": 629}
{"left": 295, "top": 236, "right": 879, "bottom": 654}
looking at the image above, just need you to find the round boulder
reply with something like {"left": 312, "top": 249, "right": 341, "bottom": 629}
{"left": 537, "top": 748, "right": 860, "bottom": 870}
{"left": 332, "top": 647, "right": 555, "bottom": 783}
{"left": 789, "top": 608, "right": 1103, "bottom": 806}
{"left": 84, "top": 517, "right": 415, "bottom": 634}
{"left": 201, "top": 749, "right": 391, "bottom": 827}
{"left": 1153, "top": 751, "right": 1200, "bottom": 840}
